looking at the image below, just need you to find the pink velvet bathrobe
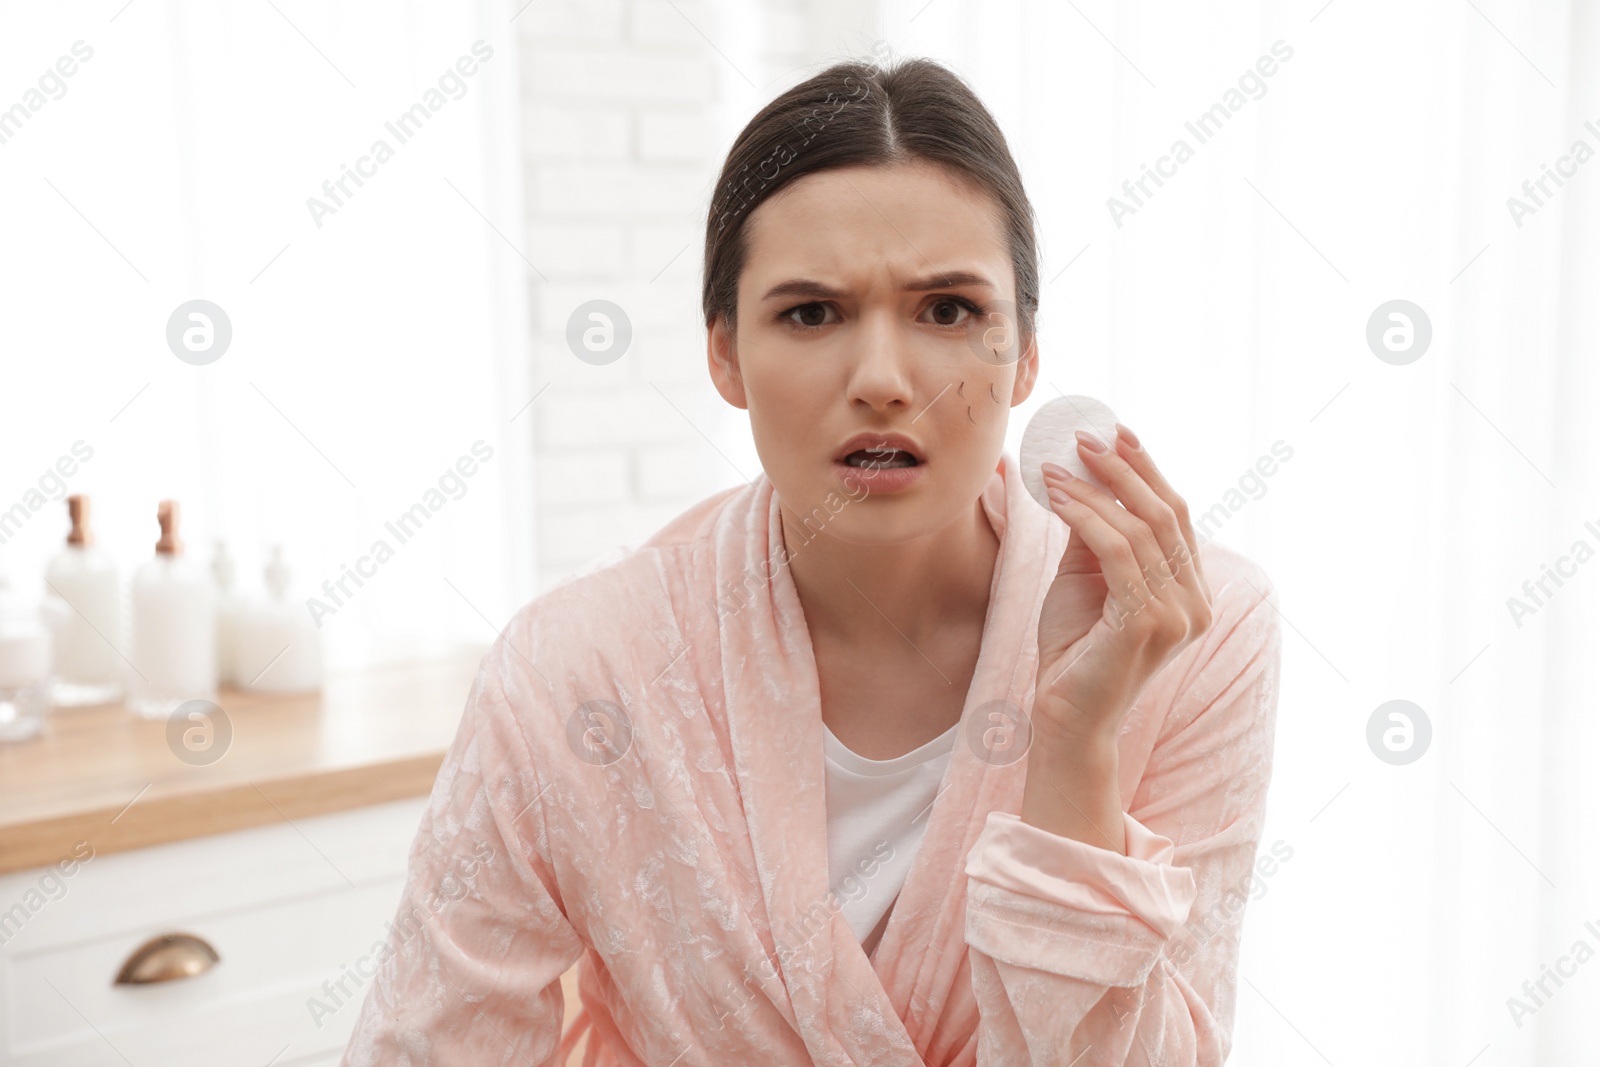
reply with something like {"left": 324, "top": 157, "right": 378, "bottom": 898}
{"left": 342, "top": 449, "right": 1282, "bottom": 1066}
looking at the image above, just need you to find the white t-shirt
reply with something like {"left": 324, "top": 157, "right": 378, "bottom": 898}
{"left": 821, "top": 718, "right": 960, "bottom": 956}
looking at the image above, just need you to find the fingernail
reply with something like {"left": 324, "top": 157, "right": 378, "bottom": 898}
{"left": 1041, "top": 461, "right": 1071, "bottom": 481}
{"left": 1047, "top": 486, "right": 1071, "bottom": 507}
{"left": 1115, "top": 422, "right": 1140, "bottom": 450}
{"left": 1075, "top": 430, "right": 1108, "bottom": 454}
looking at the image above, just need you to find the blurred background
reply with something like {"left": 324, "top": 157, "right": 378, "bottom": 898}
{"left": 2, "top": 0, "right": 1597, "bottom": 1064}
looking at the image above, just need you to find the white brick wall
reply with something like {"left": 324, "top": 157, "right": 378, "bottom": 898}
{"left": 520, "top": 105, "right": 629, "bottom": 160}
{"left": 517, "top": 0, "right": 881, "bottom": 592}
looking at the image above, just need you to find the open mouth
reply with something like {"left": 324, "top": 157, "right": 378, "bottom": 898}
{"left": 841, "top": 448, "right": 919, "bottom": 469}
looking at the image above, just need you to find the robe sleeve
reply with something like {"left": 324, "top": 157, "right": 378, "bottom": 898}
{"left": 962, "top": 570, "right": 1283, "bottom": 1066}
{"left": 341, "top": 641, "right": 587, "bottom": 1067}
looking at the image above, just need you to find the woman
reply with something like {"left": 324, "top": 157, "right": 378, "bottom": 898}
{"left": 343, "top": 56, "right": 1281, "bottom": 1066}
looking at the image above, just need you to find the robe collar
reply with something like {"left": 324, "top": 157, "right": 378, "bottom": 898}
{"left": 714, "top": 449, "right": 1066, "bottom": 1063}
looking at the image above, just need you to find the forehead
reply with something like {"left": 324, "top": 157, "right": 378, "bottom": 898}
{"left": 740, "top": 160, "right": 1012, "bottom": 296}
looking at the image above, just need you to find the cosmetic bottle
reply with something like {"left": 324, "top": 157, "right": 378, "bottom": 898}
{"left": 212, "top": 540, "right": 242, "bottom": 689}
{"left": 236, "top": 546, "right": 321, "bottom": 693}
{"left": 0, "top": 574, "right": 53, "bottom": 742}
{"left": 128, "top": 501, "right": 217, "bottom": 719}
{"left": 43, "top": 495, "right": 124, "bottom": 706}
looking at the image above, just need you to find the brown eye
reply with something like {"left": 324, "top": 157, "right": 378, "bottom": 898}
{"left": 782, "top": 302, "right": 836, "bottom": 330}
{"left": 924, "top": 297, "right": 980, "bottom": 329}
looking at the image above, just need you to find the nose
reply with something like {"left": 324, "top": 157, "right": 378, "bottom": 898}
{"left": 844, "top": 305, "right": 917, "bottom": 413}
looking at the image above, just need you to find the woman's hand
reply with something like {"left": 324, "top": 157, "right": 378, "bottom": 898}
{"left": 1032, "top": 425, "right": 1214, "bottom": 750}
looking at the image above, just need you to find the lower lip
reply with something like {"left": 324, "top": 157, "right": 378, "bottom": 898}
{"left": 833, "top": 459, "right": 926, "bottom": 492}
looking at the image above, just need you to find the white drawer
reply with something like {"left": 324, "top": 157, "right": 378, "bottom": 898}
{"left": 0, "top": 796, "right": 429, "bottom": 1067}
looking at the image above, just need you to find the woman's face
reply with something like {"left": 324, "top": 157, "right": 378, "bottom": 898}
{"left": 708, "top": 159, "right": 1040, "bottom": 547}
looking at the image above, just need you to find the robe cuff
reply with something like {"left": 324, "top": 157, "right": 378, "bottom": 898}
{"left": 963, "top": 810, "right": 1198, "bottom": 987}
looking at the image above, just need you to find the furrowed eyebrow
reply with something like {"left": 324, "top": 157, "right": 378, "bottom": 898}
{"left": 904, "top": 270, "right": 996, "bottom": 293}
{"left": 760, "top": 270, "right": 997, "bottom": 303}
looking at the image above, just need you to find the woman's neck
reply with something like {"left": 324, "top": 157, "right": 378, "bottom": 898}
{"left": 780, "top": 496, "right": 1001, "bottom": 650}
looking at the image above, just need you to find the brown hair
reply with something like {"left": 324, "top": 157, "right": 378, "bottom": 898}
{"left": 701, "top": 56, "right": 1041, "bottom": 345}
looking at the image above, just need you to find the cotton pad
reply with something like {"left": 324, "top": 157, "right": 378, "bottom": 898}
{"left": 1020, "top": 395, "right": 1121, "bottom": 511}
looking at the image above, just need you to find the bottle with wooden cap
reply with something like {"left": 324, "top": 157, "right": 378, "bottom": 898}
{"left": 43, "top": 494, "right": 124, "bottom": 706}
{"left": 128, "top": 500, "right": 217, "bottom": 719}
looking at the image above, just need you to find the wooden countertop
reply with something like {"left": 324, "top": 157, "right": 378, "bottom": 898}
{"left": 0, "top": 649, "right": 487, "bottom": 875}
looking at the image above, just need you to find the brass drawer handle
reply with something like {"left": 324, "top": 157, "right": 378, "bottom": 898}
{"left": 114, "top": 933, "right": 220, "bottom": 985}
